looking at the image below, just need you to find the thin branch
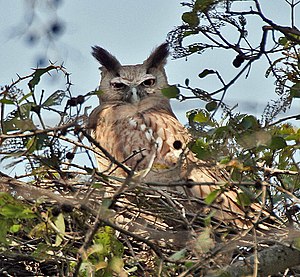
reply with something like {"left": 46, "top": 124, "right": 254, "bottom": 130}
{"left": 79, "top": 127, "right": 132, "bottom": 176}
{"left": 268, "top": 114, "right": 300, "bottom": 126}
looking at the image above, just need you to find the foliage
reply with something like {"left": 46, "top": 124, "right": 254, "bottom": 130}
{"left": 168, "top": 0, "right": 300, "bottom": 125}
{"left": 167, "top": 0, "right": 300, "bottom": 226}
{"left": 0, "top": 65, "right": 128, "bottom": 276}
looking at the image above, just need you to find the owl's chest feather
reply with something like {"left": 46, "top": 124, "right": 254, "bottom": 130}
{"left": 93, "top": 102, "right": 189, "bottom": 171}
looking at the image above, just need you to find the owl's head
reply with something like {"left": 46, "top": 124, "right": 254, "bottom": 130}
{"left": 91, "top": 43, "right": 169, "bottom": 103}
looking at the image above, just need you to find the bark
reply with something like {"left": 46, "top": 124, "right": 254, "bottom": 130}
{"left": 217, "top": 244, "right": 300, "bottom": 277}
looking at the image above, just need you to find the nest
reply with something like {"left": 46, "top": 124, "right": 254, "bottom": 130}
{"left": 0, "top": 173, "right": 294, "bottom": 276}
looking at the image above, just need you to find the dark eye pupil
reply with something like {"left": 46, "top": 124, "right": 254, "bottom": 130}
{"left": 143, "top": 79, "right": 155, "bottom": 86}
{"left": 112, "top": 82, "right": 125, "bottom": 89}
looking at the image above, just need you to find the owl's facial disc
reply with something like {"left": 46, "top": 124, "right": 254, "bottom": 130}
{"left": 110, "top": 75, "right": 157, "bottom": 103}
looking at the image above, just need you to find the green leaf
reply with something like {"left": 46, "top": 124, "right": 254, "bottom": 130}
{"left": 3, "top": 101, "right": 38, "bottom": 133}
{"left": 126, "top": 266, "right": 138, "bottom": 273}
{"left": 108, "top": 256, "right": 124, "bottom": 274}
{"left": 0, "top": 99, "right": 14, "bottom": 105}
{"left": 237, "top": 192, "right": 252, "bottom": 207}
{"left": 290, "top": 83, "right": 300, "bottom": 98}
{"left": 0, "top": 204, "right": 35, "bottom": 219}
{"left": 161, "top": 85, "right": 180, "bottom": 98}
{"left": 168, "top": 249, "right": 187, "bottom": 261}
{"left": 19, "top": 102, "right": 33, "bottom": 117}
{"left": 0, "top": 194, "right": 36, "bottom": 220}
{"left": 286, "top": 131, "right": 300, "bottom": 141}
{"left": 28, "top": 65, "right": 57, "bottom": 91}
{"left": 184, "top": 261, "right": 195, "bottom": 269}
{"left": 188, "top": 45, "right": 204, "bottom": 53}
{"left": 53, "top": 213, "right": 65, "bottom": 246}
{"left": 25, "top": 137, "right": 37, "bottom": 153}
{"left": 193, "top": 146, "right": 211, "bottom": 160}
{"left": 29, "top": 222, "right": 47, "bottom": 238}
{"left": 194, "top": 228, "right": 214, "bottom": 253}
{"left": 269, "top": 136, "right": 287, "bottom": 150}
{"left": 193, "top": 111, "right": 209, "bottom": 123}
{"left": 212, "top": 126, "right": 230, "bottom": 140}
{"left": 240, "top": 115, "right": 258, "bottom": 130}
{"left": 32, "top": 243, "right": 53, "bottom": 260}
{"left": 9, "top": 224, "right": 21, "bottom": 233}
{"left": 92, "top": 89, "right": 103, "bottom": 96}
{"left": 219, "top": 156, "right": 231, "bottom": 165}
{"left": 0, "top": 218, "right": 10, "bottom": 244}
{"left": 79, "top": 261, "right": 95, "bottom": 275}
{"left": 198, "top": 69, "right": 215, "bottom": 78}
{"left": 3, "top": 117, "right": 36, "bottom": 133}
{"left": 182, "top": 12, "right": 199, "bottom": 27}
{"left": 19, "top": 92, "right": 33, "bottom": 104}
{"left": 190, "top": 138, "right": 206, "bottom": 149}
{"left": 205, "top": 101, "right": 218, "bottom": 111}
{"left": 183, "top": 30, "right": 199, "bottom": 38}
{"left": 204, "top": 189, "right": 219, "bottom": 205}
{"left": 43, "top": 90, "right": 66, "bottom": 107}
{"left": 194, "top": 0, "right": 216, "bottom": 12}
{"left": 278, "top": 36, "right": 288, "bottom": 46}
{"left": 26, "top": 134, "right": 49, "bottom": 153}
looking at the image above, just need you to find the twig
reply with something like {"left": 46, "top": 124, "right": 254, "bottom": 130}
{"left": 79, "top": 127, "right": 132, "bottom": 176}
{"left": 0, "top": 122, "right": 76, "bottom": 141}
{"left": 268, "top": 114, "right": 300, "bottom": 126}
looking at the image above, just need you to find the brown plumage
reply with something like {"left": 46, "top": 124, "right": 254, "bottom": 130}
{"left": 88, "top": 43, "right": 272, "bottom": 228}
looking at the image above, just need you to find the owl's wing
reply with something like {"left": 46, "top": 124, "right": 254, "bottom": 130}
{"left": 137, "top": 110, "right": 274, "bottom": 229}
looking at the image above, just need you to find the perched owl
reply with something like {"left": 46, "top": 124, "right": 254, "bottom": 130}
{"left": 88, "top": 43, "right": 269, "bottom": 227}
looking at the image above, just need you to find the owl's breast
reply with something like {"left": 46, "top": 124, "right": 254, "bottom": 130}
{"left": 89, "top": 102, "right": 190, "bottom": 174}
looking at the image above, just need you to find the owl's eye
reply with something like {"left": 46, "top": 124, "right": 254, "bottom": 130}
{"left": 111, "top": 82, "right": 126, "bottom": 90}
{"left": 142, "top": 78, "right": 156, "bottom": 87}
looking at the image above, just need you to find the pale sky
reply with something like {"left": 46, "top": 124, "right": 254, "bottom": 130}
{"left": 1, "top": 0, "right": 299, "bottom": 124}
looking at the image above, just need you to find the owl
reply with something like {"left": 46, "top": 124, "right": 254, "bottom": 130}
{"left": 88, "top": 43, "right": 269, "bottom": 227}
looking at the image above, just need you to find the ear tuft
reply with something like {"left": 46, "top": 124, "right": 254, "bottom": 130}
{"left": 144, "top": 42, "right": 169, "bottom": 70}
{"left": 91, "top": 46, "right": 121, "bottom": 74}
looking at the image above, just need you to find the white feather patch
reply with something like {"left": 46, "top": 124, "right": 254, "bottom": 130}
{"left": 145, "top": 128, "right": 154, "bottom": 141}
{"left": 140, "top": 124, "right": 147, "bottom": 131}
{"left": 155, "top": 136, "right": 163, "bottom": 152}
{"left": 128, "top": 117, "right": 137, "bottom": 127}
{"left": 172, "top": 149, "right": 182, "bottom": 158}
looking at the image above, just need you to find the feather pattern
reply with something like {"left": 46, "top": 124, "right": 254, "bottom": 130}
{"left": 88, "top": 43, "right": 275, "bottom": 229}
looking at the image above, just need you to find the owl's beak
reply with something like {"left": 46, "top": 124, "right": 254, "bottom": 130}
{"left": 129, "top": 87, "right": 140, "bottom": 103}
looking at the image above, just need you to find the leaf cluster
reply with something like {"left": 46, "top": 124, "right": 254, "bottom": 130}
{"left": 168, "top": 0, "right": 300, "bottom": 125}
